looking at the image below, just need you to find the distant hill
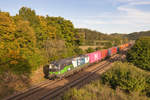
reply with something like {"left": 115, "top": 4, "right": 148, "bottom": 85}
{"left": 76, "top": 28, "right": 128, "bottom": 46}
{"left": 76, "top": 28, "right": 127, "bottom": 40}
{"left": 127, "top": 30, "right": 150, "bottom": 40}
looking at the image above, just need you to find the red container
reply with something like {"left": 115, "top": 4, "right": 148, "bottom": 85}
{"left": 101, "top": 49, "right": 108, "bottom": 59}
{"left": 111, "top": 47, "right": 114, "bottom": 55}
{"left": 119, "top": 45, "right": 124, "bottom": 51}
{"left": 119, "top": 43, "right": 130, "bottom": 51}
{"left": 110, "top": 47, "right": 117, "bottom": 55}
{"left": 114, "top": 47, "right": 117, "bottom": 54}
{"left": 87, "top": 51, "right": 101, "bottom": 63}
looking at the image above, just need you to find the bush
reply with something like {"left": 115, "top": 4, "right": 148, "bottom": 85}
{"left": 0, "top": 49, "right": 45, "bottom": 75}
{"left": 74, "top": 48, "right": 84, "bottom": 55}
{"left": 95, "top": 47, "right": 102, "bottom": 51}
{"left": 102, "top": 62, "right": 147, "bottom": 93}
{"left": 62, "top": 80, "right": 149, "bottom": 100}
{"left": 62, "top": 62, "right": 150, "bottom": 100}
{"left": 127, "top": 37, "right": 150, "bottom": 71}
{"left": 86, "top": 47, "right": 95, "bottom": 53}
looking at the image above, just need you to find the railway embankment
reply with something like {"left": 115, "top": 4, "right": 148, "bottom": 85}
{"left": 4, "top": 49, "right": 127, "bottom": 100}
{"left": 61, "top": 61, "right": 150, "bottom": 100}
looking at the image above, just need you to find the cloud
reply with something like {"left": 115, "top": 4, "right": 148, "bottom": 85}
{"left": 116, "top": 0, "right": 150, "bottom": 5}
{"left": 130, "top": 1, "right": 150, "bottom": 5}
{"left": 70, "top": 0, "right": 150, "bottom": 33}
{"left": 117, "top": 5, "right": 150, "bottom": 23}
{"left": 116, "top": 0, "right": 139, "bottom": 3}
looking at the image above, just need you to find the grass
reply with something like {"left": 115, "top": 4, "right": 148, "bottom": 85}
{"left": 0, "top": 66, "right": 46, "bottom": 100}
{"left": 62, "top": 81, "right": 149, "bottom": 100}
{"left": 0, "top": 71, "right": 29, "bottom": 99}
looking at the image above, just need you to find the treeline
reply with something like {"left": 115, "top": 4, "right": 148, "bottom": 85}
{"left": 0, "top": 7, "right": 82, "bottom": 74}
{"left": 127, "top": 30, "right": 150, "bottom": 40}
{"left": 127, "top": 36, "right": 150, "bottom": 71}
{"left": 76, "top": 28, "right": 129, "bottom": 47}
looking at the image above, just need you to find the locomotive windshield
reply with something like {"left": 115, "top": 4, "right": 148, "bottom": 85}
{"left": 49, "top": 57, "right": 72, "bottom": 72}
{"left": 49, "top": 63, "right": 60, "bottom": 71}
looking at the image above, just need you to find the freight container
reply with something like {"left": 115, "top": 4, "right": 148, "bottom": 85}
{"left": 108, "top": 48, "right": 112, "bottom": 56}
{"left": 72, "top": 55, "right": 89, "bottom": 68}
{"left": 108, "top": 47, "right": 117, "bottom": 56}
{"left": 72, "top": 58, "right": 78, "bottom": 67}
{"left": 72, "top": 57, "right": 80, "bottom": 67}
{"left": 119, "top": 45, "right": 124, "bottom": 51}
{"left": 113, "top": 47, "right": 118, "bottom": 54}
{"left": 84, "top": 55, "right": 89, "bottom": 63}
{"left": 112, "top": 47, "right": 115, "bottom": 55}
{"left": 117, "top": 47, "right": 119, "bottom": 52}
{"left": 88, "top": 51, "right": 101, "bottom": 63}
{"left": 101, "top": 49, "right": 108, "bottom": 59}
{"left": 77, "top": 56, "right": 85, "bottom": 66}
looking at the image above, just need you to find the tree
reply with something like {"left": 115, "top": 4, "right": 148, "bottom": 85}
{"left": 86, "top": 47, "right": 95, "bottom": 53}
{"left": 43, "top": 39, "right": 68, "bottom": 61}
{"left": 14, "top": 17, "right": 36, "bottom": 49}
{"left": 127, "top": 37, "right": 150, "bottom": 70}
{"left": 19, "top": 7, "right": 39, "bottom": 26}
{"left": 0, "top": 12, "right": 16, "bottom": 65}
{"left": 0, "top": 12, "right": 44, "bottom": 74}
{"left": 19, "top": 7, "right": 44, "bottom": 47}
{"left": 46, "top": 16, "right": 76, "bottom": 47}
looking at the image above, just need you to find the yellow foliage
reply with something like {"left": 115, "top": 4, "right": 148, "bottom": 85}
{"left": 10, "top": 60, "right": 18, "bottom": 65}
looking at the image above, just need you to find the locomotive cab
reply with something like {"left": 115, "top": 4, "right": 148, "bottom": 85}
{"left": 43, "top": 63, "right": 60, "bottom": 79}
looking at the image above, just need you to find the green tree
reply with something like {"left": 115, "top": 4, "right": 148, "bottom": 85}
{"left": 19, "top": 7, "right": 39, "bottom": 26}
{"left": 102, "top": 62, "right": 146, "bottom": 92}
{"left": 127, "top": 37, "right": 150, "bottom": 70}
{"left": 74, "top": 48, "right": 84, "bottom": 55}
{"left": 86, "top": 47, "right": 95, "bottom": 53}
{"left": 46, "top": 16, "right": 76, "bottom": 47}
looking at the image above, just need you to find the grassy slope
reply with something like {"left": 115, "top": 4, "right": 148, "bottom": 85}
{"left": 0, "top": 66, "right": 46, "bottom": 99}
{"left": 62, "top": 62, "right": 150, "bottom": 100}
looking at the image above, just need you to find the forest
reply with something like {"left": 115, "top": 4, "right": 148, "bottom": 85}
{"left": 0, "top": 7, "right": 83, "bottom": 75}
{"left": 0, "top": 7, "right": 130, "bottom": 75}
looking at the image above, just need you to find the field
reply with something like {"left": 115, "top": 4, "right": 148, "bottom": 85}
{"left": 79, "top": 46, "right": 104, "bottom": 50}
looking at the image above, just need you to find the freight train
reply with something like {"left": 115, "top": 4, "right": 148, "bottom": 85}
{"left": 43, "top": 43, "right": 131, "bottom": 79}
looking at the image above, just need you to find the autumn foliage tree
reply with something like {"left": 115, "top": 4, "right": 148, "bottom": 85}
{"left": 0, "top": 11, "right": 44, "bottom": 74}
{"left": 0, "top": 12, "right": 17, "bottom": 72}
{"left": 0, "top": 7, "right": 82, "bottom": 74}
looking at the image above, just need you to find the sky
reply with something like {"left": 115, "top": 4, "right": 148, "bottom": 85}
{"left": 0, "top": 0, "right": 150, "bottom": 34}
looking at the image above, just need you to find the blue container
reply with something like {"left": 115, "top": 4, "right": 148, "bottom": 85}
{"left": 77, "top": 57, "right": 85, "bottom": 66}
{"left": 108, "top": 49, "right": 112, "bottom": 56}
{"left": 80, "top": 57, "right": 85, "bottom": 65}
{"left": 117, "top": 47, "right": 119, "bottom": 52}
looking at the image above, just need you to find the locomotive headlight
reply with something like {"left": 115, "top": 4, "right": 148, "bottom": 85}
{"left": 55, "top": 66, "right": 58, "bottom": 69}
{"left": 49, "top": 64, "right": 52, "bottom": 69}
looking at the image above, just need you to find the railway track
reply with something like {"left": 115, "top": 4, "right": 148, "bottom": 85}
{"left": 5, "top": 79, "right": 61, "bottom": 100}
{"left": 40, "top": 62, "right": 111, "bottom": 100}
{"left": 39, "top": 54, "right": 122, "bottom": 100}
{"left": 4, "top": 53, "right": 125, "bottom": 100}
